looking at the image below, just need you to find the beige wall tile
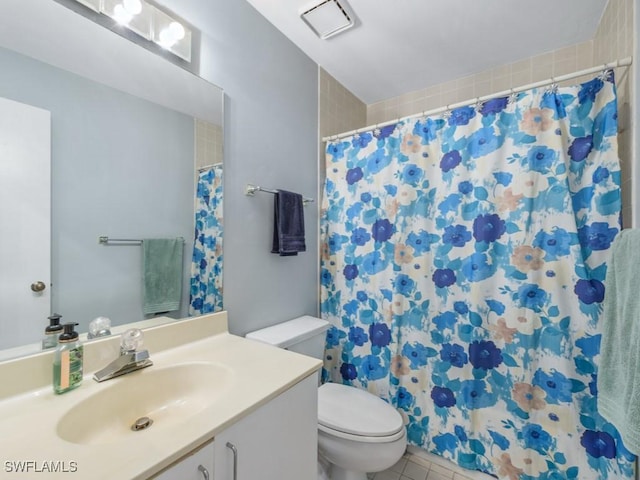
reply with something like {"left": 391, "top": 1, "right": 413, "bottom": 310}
{"left": 457, "top": 75, "right": 475, "bottom": 89}
{"left": 553, "top": 44, "right": 577, "bottom": 62}
{"left": 511, "top": 58, "right": 531, "bottom": 73}
{"left": 319, "top": 67, "right": 367, "bottom": 139}
{"left": 492, "top": 63, "right": 510, "bottom": 78}
{"left": 511, "top": 69, "right": 532, "bottom": 88}
{"left": 456, "top": 85, "right": 475, "bottom": 103}
{"left": 424, "top": 94, "right": 444, "bottom": 111}
{"left": 474, "top": 80, "right": 493, "bottom": 98}
{"left": 195, "top": 119, "right": 223, "bottom": 170}
{"left": 553, "top": 56, "right": 578, "bottom": 77}
{"left": 491, "top": 75, "right": 511, "bottom": 93}
{"left": 592, "top": 0, "right": 634, "bottom": 223}
{"left": 473, "top": 70, "right": 492, "bottom": 83}
{"left": 576, "top": 40, "right": 594, "bottom": 69}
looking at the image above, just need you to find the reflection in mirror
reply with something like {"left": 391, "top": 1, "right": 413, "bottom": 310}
{"left": 0, "top": 0, "right": 224, "bottom": 360}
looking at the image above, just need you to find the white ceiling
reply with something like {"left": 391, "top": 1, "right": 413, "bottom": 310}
{"left": 246, "top": 0, "right": 609, "bottom": 104}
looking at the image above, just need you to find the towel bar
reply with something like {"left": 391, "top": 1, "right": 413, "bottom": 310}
{"left": 245, "top": 184, "right": 314, "bottom": 204}
{"left": 98, "top": 236, "right": 185, "bottom": 245}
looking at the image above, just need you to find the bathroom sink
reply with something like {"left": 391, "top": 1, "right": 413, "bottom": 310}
{"left": 56, "top": 362, "right": 232, "bottom": 445}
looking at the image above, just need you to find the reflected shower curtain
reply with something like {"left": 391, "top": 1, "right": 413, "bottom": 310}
{"left": 320, "top": 73, "right": 635, "bottom": 478}
{"left": 189, "top": 165, "right": 223, "bottom": 315}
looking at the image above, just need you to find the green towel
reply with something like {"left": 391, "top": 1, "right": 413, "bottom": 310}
{"left": 597, "top": 229, "right": 640, "bottom": 455}
{"left": 142, "top": 238, "right": 184, "bottom": 315}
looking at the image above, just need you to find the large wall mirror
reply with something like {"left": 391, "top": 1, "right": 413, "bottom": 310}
{"left": 0, "top": 0, "right": 224, "bottom": 360}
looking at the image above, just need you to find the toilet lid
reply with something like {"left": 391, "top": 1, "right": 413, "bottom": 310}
{"left": 318, "top": 383, "right": 403, "bottom": 437}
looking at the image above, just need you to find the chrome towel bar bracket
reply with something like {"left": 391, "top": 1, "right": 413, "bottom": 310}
{"left": 245, "top": 184, "right": 314, "bottom": 204}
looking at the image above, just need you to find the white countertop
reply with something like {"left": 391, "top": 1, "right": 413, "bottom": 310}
{"left": 0, "top": 312, "right": 322, "bottom": 479}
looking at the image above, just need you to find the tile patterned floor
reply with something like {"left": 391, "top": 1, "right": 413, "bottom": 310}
{"left": 369, "top": 453, "right": 475, "bottom": 480}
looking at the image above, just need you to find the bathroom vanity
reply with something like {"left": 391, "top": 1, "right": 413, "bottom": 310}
{"left": 0, "top": 312, "right": 321, "bottom": 479}
{"left": 155, "top": 375, "right": 317, "bottom": 479}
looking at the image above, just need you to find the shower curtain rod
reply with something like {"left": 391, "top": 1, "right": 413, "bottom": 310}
{"left": 197, "top": 162, "right": 223, "bottom": 172}
{"left": 322, "top": 56, "right": 633, "bottom": 142}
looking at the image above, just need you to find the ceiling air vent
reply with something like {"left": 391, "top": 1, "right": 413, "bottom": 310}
{"left": 300, "top": 0, "right": 354, "bottom": 40}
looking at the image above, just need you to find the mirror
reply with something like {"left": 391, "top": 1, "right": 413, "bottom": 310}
{"left": 0, "top": 0, "right": 224, "bottom": 360}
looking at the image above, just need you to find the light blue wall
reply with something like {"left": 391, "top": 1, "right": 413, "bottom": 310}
{"left": 0, "top": 46, "right": 195, "bottom": 330}
{"left": 162, "top": 0, "right": 320, "bottom": 335}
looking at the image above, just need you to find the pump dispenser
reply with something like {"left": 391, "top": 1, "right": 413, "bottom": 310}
{"left": 53, "top": 323, "right": 83, "bottom": 394}
{"left": 42, "top": 313, "right": 64, "bottom": 350}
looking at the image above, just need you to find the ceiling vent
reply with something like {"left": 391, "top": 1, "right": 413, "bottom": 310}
{"left": 300, "top": 0, "right": 354, "bottom": 40}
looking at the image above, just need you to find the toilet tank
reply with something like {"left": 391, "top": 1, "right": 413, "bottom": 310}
{"left": 245, "top": 316, "right": 330, "bottom": 359}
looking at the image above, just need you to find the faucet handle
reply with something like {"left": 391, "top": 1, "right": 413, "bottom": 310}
{"left": 120, "top": 328, "right": 145, "bottom": 353}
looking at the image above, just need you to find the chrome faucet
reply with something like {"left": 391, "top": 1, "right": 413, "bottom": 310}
{"left": 93, "top": 328, "right": 153, "bottom": 382}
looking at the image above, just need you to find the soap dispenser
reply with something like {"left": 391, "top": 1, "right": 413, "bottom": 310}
{"left": 42, "top": 313, "right": 64, "bottom": 350}
{"left": 53, "top": 323, "right": 84, "bottom": 394}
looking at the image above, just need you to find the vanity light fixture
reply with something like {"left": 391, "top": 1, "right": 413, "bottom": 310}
{"left": 112, "top": 0, "right": 142, "bottom": 24}
{"left": 123, "top": 0, "right": 142, "bottom": 15}
{"left": 74, "top": 0, "right": 102, "bottom": 11}
{"left": 70, "top": 0, "right": 192, "bottom": 61}
{"left": 101, "top": 0, "right": 154, "bottom": 39}
{"left": 152, "top": 7, "right": 191, "bottom": 60}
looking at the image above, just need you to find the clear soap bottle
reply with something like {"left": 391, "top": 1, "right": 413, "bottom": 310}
{"left": 53, "top": 323, "right": 84, "bottom": 394}
{"left": 42, "top": 313, "right": 63, "bottom": 350}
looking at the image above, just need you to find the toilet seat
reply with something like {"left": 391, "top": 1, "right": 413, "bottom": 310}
{"left": 318, "top": 422, "right": 406, "bottom": 443}
{"left": 318, "top": 383, "right": 405, "bottom": 443}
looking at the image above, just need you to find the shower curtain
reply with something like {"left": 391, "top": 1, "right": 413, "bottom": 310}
{"left": 189, "top": 165, "right": 224, "bottom": 315}
{"left": 320, "top": 73, "right": 636, "bottom": 479}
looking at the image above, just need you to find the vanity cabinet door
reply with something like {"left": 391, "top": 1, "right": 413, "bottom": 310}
{"left": 214, "top": 374, "right": 318, "bottom": 480}
{"left": 152, "top": 440, "right": 214, "bottom": 480}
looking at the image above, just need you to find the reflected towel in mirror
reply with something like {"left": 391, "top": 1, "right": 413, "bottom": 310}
{"left": 142, "top": 238, "right": 184, "bottom": 314}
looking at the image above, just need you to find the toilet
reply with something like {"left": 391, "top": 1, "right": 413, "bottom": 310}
{"left": 246, "top": 316, "right": 406, "bottom": 480}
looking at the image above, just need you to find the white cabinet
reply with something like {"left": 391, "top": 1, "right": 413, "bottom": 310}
{"left": 152, "top": 373, "right": 318, "bottom": 480}
{"left": 153, "top": 440, "right": 214, "bottom": 480}
{"left": 214, "top": 374, "right": 318, "bottom": 480}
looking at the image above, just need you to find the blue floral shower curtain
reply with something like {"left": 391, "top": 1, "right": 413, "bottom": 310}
{"left": 320, "top": 74, "right": 635, "bottom": 479}
{"left": 189, "top": 165, "right": 224, "bottom": 315}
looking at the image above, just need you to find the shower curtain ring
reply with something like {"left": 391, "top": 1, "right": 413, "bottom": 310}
{"left": 599, "top": 68, "right": 612, "bottom": 81}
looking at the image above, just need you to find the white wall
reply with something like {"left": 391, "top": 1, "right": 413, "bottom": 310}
{"left": 160, "top": 0, "right": 320, "bottom": 335}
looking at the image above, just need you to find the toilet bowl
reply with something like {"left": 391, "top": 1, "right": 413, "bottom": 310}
{"left": 246, "top": 317, "right": 407, "bottom": 479}
{"left": 317, "top": 383, "right": 406, "bottom": 480}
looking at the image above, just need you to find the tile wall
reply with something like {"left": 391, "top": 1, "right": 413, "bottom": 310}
{"left": 318, "top": 66, "right": 367, "bottom": 199}
{"left": 593, "top": 0, "right": 634, "bottom": 225}
{"left": 195, "top": 118, "right": 223, "bottom": 170}
{"left": 365, "top": 40, "right": 595, "bottom": 126}
{"left": 319, "top": 67, "right": 367, "bottom": 140}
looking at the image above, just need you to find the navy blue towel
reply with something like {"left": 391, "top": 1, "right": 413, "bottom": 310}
{"left": 271, "top": 190, "right": 306, "bottom": 256}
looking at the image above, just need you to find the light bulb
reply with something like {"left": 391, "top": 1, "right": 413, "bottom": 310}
{"left": 158, "top": 27, "right": 176, "bottom": 48}
{"left": 122, "top": 0, "right": 142, "bottom": 15}
{"left": 158, "top": 22, "right": 186, "bottom": 48}
{"left": 113, "top": 4, "right": 133, "bottom": 24}
{"left": 168, "top": 21, "right": 185, "bottom": 41}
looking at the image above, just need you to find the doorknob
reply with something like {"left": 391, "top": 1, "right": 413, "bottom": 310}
{"left": 31, "top": 281, "right": 46, "bottom": 292}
